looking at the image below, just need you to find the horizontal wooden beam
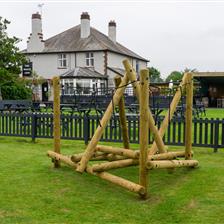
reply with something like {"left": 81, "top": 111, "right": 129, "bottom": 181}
{"left": 48, "top": 151, "right": 77, "bottom": 168}
{"left": 106, "top": 154, "right": 127, "bottom": 161}
{"left": 149, "top": 151, "right": 188, "bottom": 161}
{"left": 147, "top": 159, "right": 199, "bottom": 170}
{"left": 96, "top": 145, "right": 139, "bottom": 159}
{"left": 71, "top": 151, "right": 106, "bottom": 162}
{"left": 91, "top": 159, "right": 138, "bottom": 172}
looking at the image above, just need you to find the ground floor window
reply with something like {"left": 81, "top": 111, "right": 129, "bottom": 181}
{"left": 62, "top": 79, "right": 74, "bottom": 95}
{"left": 76, "top": 79, "right": 91, "bottom": 94}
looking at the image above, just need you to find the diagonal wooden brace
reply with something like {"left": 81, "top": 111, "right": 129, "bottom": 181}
{"left": 123, "top": 59, "right": 166, "bottom": 154}
{"left": 148, "top": 73, "right": 189, "bottom": 157}
{"left": 114, "top": 76, "right": 130, "bottom": 149}
{"left": 76, "top": 73, "right": 130, "bottom": 173}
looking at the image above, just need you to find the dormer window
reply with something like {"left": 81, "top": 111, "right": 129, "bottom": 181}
{"left": 86, "top": 52, "right": 94, "bottom": 67}
{"left": 58, "top": 54, "right": 67, "bottom": 68}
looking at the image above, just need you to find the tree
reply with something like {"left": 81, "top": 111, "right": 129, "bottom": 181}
{"left": 0, "top": 68, "right": 32, "bottom": 100}
{"left": 0, "top": 17, "right": 31, "bottom": 100}
{"left": 148, "top": 67, "right": 163, "bottom": 83}
{"left": 165, "top": 71, "right": 183, "bottom": 82}
{"left": 0, "top": 17, "right": 26, "bottom": 74}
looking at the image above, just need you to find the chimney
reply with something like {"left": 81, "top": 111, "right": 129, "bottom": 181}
{"left": 108, "top": 20, "right": 116, "bottom": 43}
{"left": 81, "top": 12, "right": 90, "bottom": 38}
{"left": 27, "top": 12, "right": 45, "bottom": 52}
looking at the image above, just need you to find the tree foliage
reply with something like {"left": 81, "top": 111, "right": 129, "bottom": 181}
{"left": 165, "top": 71, "right": 183, "bottom": 82}
{"left": 165, "top": 68, "right": 198, "bottom": 83}
{"left": 148, "top": 67, "right": 163, "bottom": 83}
{"left": 0, "top": 68, "right": 32, "bottom": 100}
{"left": 0, "top": 17, "right": 31, "bottom": 100}
{"left": 0, "top": 17, "right": 26, "bottom": 74}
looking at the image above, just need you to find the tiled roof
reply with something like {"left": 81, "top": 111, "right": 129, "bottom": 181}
{"left": 60, "top": 67, "right": 108, "bottom": 79}
{"left": 23, "top": 25, "right": 148, "bottom": 61}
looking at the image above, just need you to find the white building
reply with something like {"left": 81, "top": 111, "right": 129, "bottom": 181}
{"left": 23, "top": 12, "right": 148, "bottom": 101}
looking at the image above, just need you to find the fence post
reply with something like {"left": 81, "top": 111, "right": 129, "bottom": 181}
{"left": 83, "top": 114, "right": 89, "bottom": 145}
{"left": 31, "top": 113, "right": 37, "bottom": 142}
{"left": 214, "top": 119, "right": 219, "bottom": 153}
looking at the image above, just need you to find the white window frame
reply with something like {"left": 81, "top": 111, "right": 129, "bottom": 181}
{"left": 85, "top": 52, "right": 94, "bottom": 67}
{"left": 58, "top": 54, "right": 67, "bottom": 68}
{"left": 63, "top": 79, "right": 74, "bottom": 95}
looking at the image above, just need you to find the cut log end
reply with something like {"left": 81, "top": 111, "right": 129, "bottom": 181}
{"left": 76, "top": 164, "right": 85, "bottom": 173}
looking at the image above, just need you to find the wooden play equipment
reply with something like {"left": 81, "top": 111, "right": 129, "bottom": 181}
{"left": 47, "top": 59, "right": 199, "bottom": 199}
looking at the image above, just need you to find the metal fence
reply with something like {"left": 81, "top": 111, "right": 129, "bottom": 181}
{"left": 0, "top": 112, "right": 223, "bottom": 151}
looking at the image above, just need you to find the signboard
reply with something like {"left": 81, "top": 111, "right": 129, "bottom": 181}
{"left": 22, "top": 62, "right": 33, "bottom": 77}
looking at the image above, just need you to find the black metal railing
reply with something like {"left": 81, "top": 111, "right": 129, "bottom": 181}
{"left": 0, "top": 112, "right": 223, "bottom": 152}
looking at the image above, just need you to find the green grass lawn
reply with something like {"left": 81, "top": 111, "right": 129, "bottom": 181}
{"left": 205, "top": 108, "right": 224, "bottom": 119}
{"left": 0, "top": 137, "right": 224, "bottom": 224}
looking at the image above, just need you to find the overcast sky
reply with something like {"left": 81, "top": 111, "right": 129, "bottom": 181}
{"left": 1, "top": 0, "right": 224, "bottom": 78}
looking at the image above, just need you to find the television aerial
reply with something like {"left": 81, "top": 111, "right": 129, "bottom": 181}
{"left": 38, "top": 3, "right": 44, "bottom": 16}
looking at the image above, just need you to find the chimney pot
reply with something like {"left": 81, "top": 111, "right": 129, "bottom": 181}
{"left": 32, "top": 12, "right": 41, "bottom": 20}
{"left": 109, "top": 20, "right": 116, "bottom": 27}
{"left": 81, "top": 12, "right": 90, "bottom": 20}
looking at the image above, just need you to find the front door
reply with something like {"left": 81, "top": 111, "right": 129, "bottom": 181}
{"left": 42, "top": 82, "right": 49, "bottom": 102}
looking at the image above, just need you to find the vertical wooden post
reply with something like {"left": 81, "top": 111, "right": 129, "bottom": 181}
{"left": 139, "top": 69, "right": 149, "bottom": 199}
{"left": 185, "top": 73, "right": 193, "bottom": 159}
{"left": 53, "top": 76, "right": 61, "bottom": 168}
{"left": 114, "top": 76, "right": 130, "bottom": 149}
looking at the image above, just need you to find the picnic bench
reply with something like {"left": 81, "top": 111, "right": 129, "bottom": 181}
{"left": 0, "top": 100, "right": 32, "bottom": 112}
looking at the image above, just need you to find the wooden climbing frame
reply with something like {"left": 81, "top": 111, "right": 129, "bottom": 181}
{"left": 48, "top": 59, "right": 199, "bottom": 199}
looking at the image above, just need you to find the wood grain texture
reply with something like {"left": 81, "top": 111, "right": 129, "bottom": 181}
{"left": 53, "top": 76, "right": 61, "bottom": 168}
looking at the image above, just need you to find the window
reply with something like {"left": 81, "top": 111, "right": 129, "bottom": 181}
{"left": 85, "top": 52, "right": 94, "bottom": 67}
{"left": 58, "top": 54, "right": 67, "bottom": 68}
{"left": 63, "top": 79, "right": 74, "bottom": 95}
{"left": 76, "top": 79, "right": 91, "bottom": 95}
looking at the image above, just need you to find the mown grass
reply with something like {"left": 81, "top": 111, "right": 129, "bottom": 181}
{"left": 205, "top": 108, "right": 224, "bottom": 119}
{"left": 0, "top": 137, "right": 224, "bottom": 224}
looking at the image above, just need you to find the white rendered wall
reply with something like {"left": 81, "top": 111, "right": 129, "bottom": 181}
{"left": 26, "top": 51, "right": 147, "bottom": 85}
{"left": 27, "top": 18, "right": 45, "bottom": 52}
{"left": 27, "top": 54, "right": 71, "bottom": 79}
{"left": 75, "top": 51, "right": 104, "bottom": 74}
{"left": 26, "top": 51, "right": 105, "bottom": 79}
